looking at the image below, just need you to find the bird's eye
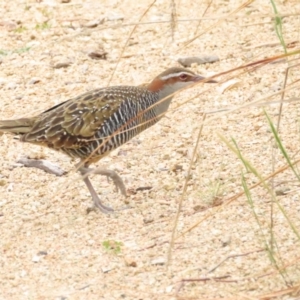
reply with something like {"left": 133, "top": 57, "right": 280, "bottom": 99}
{"left": 179, "top": 73, "right": 188, "bottom": 81}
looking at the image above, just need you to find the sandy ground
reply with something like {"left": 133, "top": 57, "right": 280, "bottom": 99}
{"left": 0, "top": 0, "right": 300, "bottom": 299}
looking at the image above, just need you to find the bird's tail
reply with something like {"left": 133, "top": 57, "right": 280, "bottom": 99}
{"left": 0, "top": 118, "right": 35, "bottom": 134}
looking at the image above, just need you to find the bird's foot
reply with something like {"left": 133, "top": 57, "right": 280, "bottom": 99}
{"left": 79, "top": 166, "right": 127, "bottom": 214}
{"left": 80, "top": 166, "right": 127, "bottom": 196}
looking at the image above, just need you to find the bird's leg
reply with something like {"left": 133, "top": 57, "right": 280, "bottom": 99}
{"left": 79, "top": 167, "right": 127, "bottom": 196}
{"left": 79, "top": 166, "right": 127, "bottom": 214}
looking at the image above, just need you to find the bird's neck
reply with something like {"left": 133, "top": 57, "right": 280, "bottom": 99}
{"left": 146, "top": 79, "right": 184, "bottom": 115}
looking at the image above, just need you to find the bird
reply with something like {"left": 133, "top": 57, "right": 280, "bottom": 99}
{"left": 0, "top": 67, "right": 215, "bottom": 213}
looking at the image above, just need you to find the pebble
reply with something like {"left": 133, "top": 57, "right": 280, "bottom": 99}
{"left": 271, "top": 83, "right": 282, "bottom": 92}
{"left": 32, "top": 255, "right": 40, "bottom": 263}
{"left": 166, "top": 285, "right": 173, "bottom": 293}
{"left": 84, "top": 19, "right": 104, "bottom": 28}
{"left": 88, "top": 50, "right": 107, "bottom": 60}
{"left": 143, "top": 218, "right": 154, "bottom": 224}
{"left": 106, "top": 14, "right": 124, "bottom": 21}
{"left": 7, "top": 183, "right": 14, "bottom": 192}
{"left": 53, "top": 61, "right": 72, "bottom": 69}
{"left": 178, "top": 55, "right": 219, "bottom": 67}
{"left": 80, "top": 64, "right": 89, "bottom": 74}
{"left": 0, "top": 20, "right": 17, "bottom": 31}
{"left": 220, "top": 235, "right": 231, "bottom": 247}
{"left": 6, "top": 82, "right": 17, "bottom": 90}
{"left": 275, "top": 188, "right": 290, "bottom": 196}
{"left": 151, "top": 257, "right": 165, "bottom": 265}
{"left": 0, "top": 179, "right": 6, "bottom": 186}
{"left": 172, "top": 164, "right": 183, "bottom": 172}
{"left": 28, "top": 78, "right": 40, "bottom": 85}
{"left": 253, "top": 122, "right": 263, "bottom": 131}
{"left": 125, "top": 259, "right": 137, "bottom": 267}
{"left": 101, "top": 266, "right": 114, "bottom": 273}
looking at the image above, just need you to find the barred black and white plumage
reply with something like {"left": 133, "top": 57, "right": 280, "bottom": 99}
{"left": 0, "top": 67, "right": 216, "bottom": 213}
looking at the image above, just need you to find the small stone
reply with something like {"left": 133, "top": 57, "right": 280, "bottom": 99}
{"left": 136, "top": 186, "right": 152, "bottom": 192}
{"left": 107, "top": 14, "right": 124, "bottom": 21}
{"left": 151, "top": 257, "right": 165, "bottom": 265}
{"left": 143, "top": 218, "right": 154, "bottom": 224}
{"left": 61, "top": 0, "right": 71, "bottom": 3}
{"left": 80, "top": 64, "right": 89, "bottom": 74}
{"left": 221, "top": 125, "right": 228, "bottom": 131}
{"left": 53, "top": 61, "right": 72, "bottom": 69}
{"left": 163, "top": 183, "right": 176, "bottom": 191}
{"left": 101, "top": 266, "right": 114, "bottom": 273}
{"left": 118, "top": 149, "right": 127, "bottom": 156}
{"left": 276, "top": 188, "right": 290, "bottom": 196}
{"left": 125, "top": 260, "right": 137, "bottom": 267}
{"left": 271, "top": 83, "right": 282, "bottom": 92}
{"left": 0, "top": 179, "right": 6, "bottom": 186}
{"left": 0, "top": 21, "right": 17, "bottom": 31}
{"left": 7, "top": 183, "right": 13, "bottom": 192}
{"left": 172, "top": 164, "right": 183, "bottom": 172}
{"left": 176, "top": 148, "right": 187, "bottom": 155}
{"left": 162, "top": 154, "right": 170, "bottom": 160}
{"left": 88, "top": 50, "right": 107, "bottom": 60}
{"left": 220, "top": 235, "right": 231, "bottom": 247}
{"left": 193, "top": 205, "right": 205, "bottom": 212}
{"left": 84, "top": 19, "right": 104, "bottom": 28}
{"left": 28, "top": 78, "right": 40, "bottom": 85}
{"left": 0, "top": 78, "right": 6, "bottom": 86}
{"left": 6, "top": 82, "right": 17, "bottom": 90}
{"left": 178, "top": 55, "right": 219, "bottom": 67}
{"left": 253, "top": 122, "right": 263, "bottom": 131}
{"left": 32, "top": 255, "right": 40, "bottom": 263}
{"left": 20, "top": 270, "right": 27, "bottom": 277}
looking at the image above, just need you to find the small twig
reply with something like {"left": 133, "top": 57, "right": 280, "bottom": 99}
{"left": 17, "top": 158, "right": 66, "bottom": 176}
{"left": 106, "top": 0, "right": 156, "bottom": 86}
{"left": 176, "top": 275, "right": 232, "bottom": 293}
{"left": 136, "top": 186, "right": 153, "bottom": 192}
{"left": 182, "top": 275, "right": 231, "bottom": 282}
{"left": 167, "top": 114, "right": 207, "bottom": 268}
{"left": 208, "top": 249, "right": 265, "bottom": 273}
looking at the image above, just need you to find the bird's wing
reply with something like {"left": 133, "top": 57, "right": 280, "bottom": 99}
{"left": 23, "top": 86, "right": 144, "bottom": 149}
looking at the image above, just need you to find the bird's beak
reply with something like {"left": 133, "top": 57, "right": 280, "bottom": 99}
{"left": 193, "top": 75, "right": 217, "bottom": 83}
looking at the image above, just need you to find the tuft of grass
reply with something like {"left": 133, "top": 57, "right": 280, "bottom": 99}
{"left": 217, "top": 109, "right": 300, "bottom": 285}
{"left": 14, "top": 26, "right": 28, "bottom": 33}
{"left": 14, "top": 46, "right": 31, "bottom": 54}
{"left": 265, "top": 111, "right": 300, "bottom": 181}
{"left": 264, "top": 111, "right": 300, "bottom": 241}
{"left": 102, "top": 240, "right": 123, "bottom": 255}
{"left": 39, "top": 8, "right": 51, "bottom": 18}
{"left": 0, "top": 46, "right": 31, "bottom": 56}
{"left": 35, "top": 22, "right": 51, "bottom": 30}
{"left": 0, "top": 50, "right": 8, "bottom": 56}
{"left": 220, "top": 129, "right": 300, "bottom": 243}
{"left": 270, "top": 0, "right": 287, "bottom": 53}
{"left": 195, "top": 179, "right": 225, "bottom": 210}
{"left": 241, "top": 171, "right": 288, "bottom": 283}
{"left": 219, "top": 133, "right": 291, "bottom": 284}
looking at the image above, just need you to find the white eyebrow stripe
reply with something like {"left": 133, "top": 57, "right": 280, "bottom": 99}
{"left": 160, "top": 72, "right": 193, "bottom": 80}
